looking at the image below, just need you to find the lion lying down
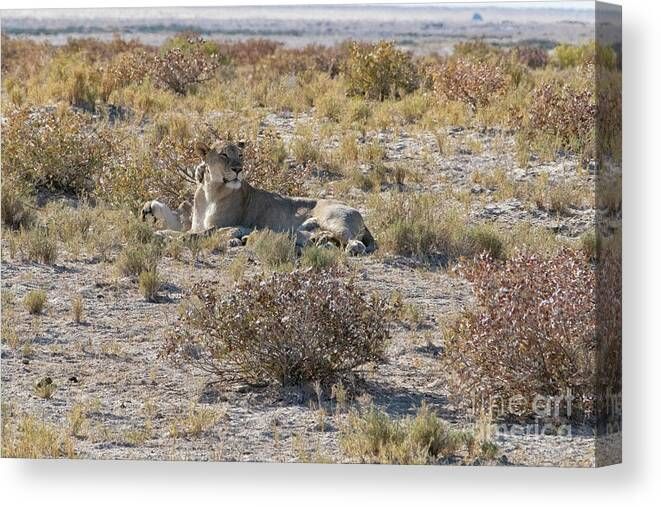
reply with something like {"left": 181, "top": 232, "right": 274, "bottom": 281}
{"left": 141, "top": 141, "right": 376, "bottom": 255}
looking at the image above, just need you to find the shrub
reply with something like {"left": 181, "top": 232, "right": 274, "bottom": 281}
{"left": 100, "top": 49, "right": 152, "bottom": 101}
{"left": 100, "top": 34, "right": 224, "bottom": 98}
{"left": 453, "top": 40, "right": 504, "bottom": 61}
{"left": 138, "top": 269, "right": 161, "bottom": 302}
{"left": 299, "top": 245, "right": 341, "bottom": 271}
{"left": 368, "top": 193, "right": 505, "bottom": 261}
{"left": 526, "top": 78, "right": 595, "bottom": 151}
{"left": 246, "top": 229, "right": 296, "bottom": 271}
{"left": 510, "top": 46, "right": 549, "bottom": 69}
{"left": 242, "top": 130, "right": 310, "bottom": 196}
{"left": 251, "top": 44, "right": 341, "bottom": 83}
{"left": 1, "top": 188, "right": 35, "bottom": 231}
{"left": 2, "top": 106, "right": 112, "bottom": 196}
{"left": 150, "top": 35, "right": 223, "bottom": 95}
{"left": 96, "top": 125, "right": 199, "bottom": 209}
{"left": 24, "top": 290, "right": 47, "bottom": 315}
{"left": 115, "top": 243, "right": 161, "bottom": 277}
{"left": 340, "top": 404, "right": 493, "bottom": 464}
{"left": 13, "top": 227, "right": 58, "bottom": 265}
{"left": 71, "top": 296, "right": 84, "bottom": 323}
{"left": 551, "top": 41, "right": 614, "bottom": 69}
{"left": 1, "top": 35, "right": 54, "bottom": 82}
{"left": 343, "top": 41, "right": 418, "bottom": 101}
{"left": 432, "top": 57, "right": 509, "bottom": 112}
{"left": 164, "top": 269, "right": 390, "bottom": 387}
{"left": 217, "top": 38, "right": 282, "bottom": 66}
{"left": 60, "top": 36, "right": 148, "bottom": 63}
{"left": 443, "top": 249, "right": 599, "bottom": 421}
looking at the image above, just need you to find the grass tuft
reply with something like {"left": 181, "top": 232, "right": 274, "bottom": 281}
{"left": 24, "top": 289, "right": 47, "bottom": 315}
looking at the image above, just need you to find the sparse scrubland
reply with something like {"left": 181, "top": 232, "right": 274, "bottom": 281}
{"left": 1, "top": 34, "right": 620, "bottom": 465}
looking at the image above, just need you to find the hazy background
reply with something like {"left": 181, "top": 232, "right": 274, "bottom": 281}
{"left": 1, "top": 2, "right": 595, "bottom": 53}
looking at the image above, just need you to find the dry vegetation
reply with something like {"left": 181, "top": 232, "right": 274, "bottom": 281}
{"left": 1, "top": 33, "right": 620, "bottom": 464}
{"left": 164, "top": 269, "right": 390, "bottom": 387}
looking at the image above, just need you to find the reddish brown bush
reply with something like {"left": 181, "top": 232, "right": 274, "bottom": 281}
{"left": 443, "top": 249, "right": 599, "bottom": 421}
{"left": 1, "top": 35, "right": 54, "bottom": 80}
{"left": 217, "top": 38, "right": 283, "bottom": 66}
{"left": 99, "top": 50, "right": 153, "bottom": 101}
{"left": 150, "top": 36, "right": 223, "bottom": 95}
{"left": 432, "top": 58, "right": 509, "bottom": 111}
{"left": 510, "top": 46, "right": 549, "bottom": 69}
{"left": 100, "top": 35, "right": 223, "bottom": 97}
{"left": 528, "top": 79, "right": 596, "bottom": 146}
{"left": 2, "top": 106, "right": 112, "bottom": 195}
{"left": 164, "top": 269, "right": 390, "bottom": 387}
{"left": 61, "top": 36, "right": 149, "bottom": 63}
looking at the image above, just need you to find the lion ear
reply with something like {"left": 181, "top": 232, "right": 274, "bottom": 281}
{"left": 194, "top": 141, "right": 210, "bottom": 158}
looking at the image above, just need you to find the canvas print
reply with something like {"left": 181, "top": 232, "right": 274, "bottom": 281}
{"left": 0, "top": 2, "right": 621, "bottom": 466}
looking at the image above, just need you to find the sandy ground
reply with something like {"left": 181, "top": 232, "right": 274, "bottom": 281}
{"left": 0, "top": 109, "right": 605, "bottom": 466}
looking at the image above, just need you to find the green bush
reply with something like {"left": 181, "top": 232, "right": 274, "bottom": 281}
{"left": 343, "top": 41, "right": 418, "bottom": 101}
{"left": 115, "top": 242, "right": 161, "bottom": 277}
{"left": 245, "top": 229, "right": 296, "bottom": 271}
{"left": 299, "top": 244, "right": 341, "bottom": 271}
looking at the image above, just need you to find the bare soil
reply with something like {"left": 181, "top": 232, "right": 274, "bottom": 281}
{"left": 1, "top": 115, "right": 598, "bottom": 466}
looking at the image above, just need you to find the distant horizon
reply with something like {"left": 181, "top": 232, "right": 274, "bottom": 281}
{"left": 2, "top": 2, "right": 597, "bottom": 17}
{"left": 1, "top": 2, "right": 595, "bottom": 50}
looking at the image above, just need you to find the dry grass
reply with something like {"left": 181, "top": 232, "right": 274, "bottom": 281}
{"left": 245, "top": 229, "right": 296, "bottom": 271}
{"left": 8, "top": 226, "right": 58, "bottom": 265}
{"left": 138, "top": 269, "right": 161, "bottom": 302}
{"left": 116, "top": 242, "right": 161, "bottom": 277}
{"left": 71, "top": 295, "right": 84, "bottom": 323}
{"left": 299, "top": 244, "right": 342, "bottom": 271}
{"left": 340, "top": 403, "right": 495, "bottom": 464}
{"left": 368, "top": 192, "right": 504, "bottom": 262}
{"left": 2, "top": 407, "right": 76, "bottom": 458}
{"left": 169, "top": 405, "right": 219, "bottom": 438}
{"left": 23, "top": 289, "right": 47, "bottom": 315}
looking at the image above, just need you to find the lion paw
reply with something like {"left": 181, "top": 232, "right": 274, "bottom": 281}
{"left": 345, "top": 239, "right": 367, "bottom": 256}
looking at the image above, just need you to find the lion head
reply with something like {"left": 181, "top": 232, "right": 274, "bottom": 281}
{"left": 195, "top": 141, "right": 246, "bottom": 190}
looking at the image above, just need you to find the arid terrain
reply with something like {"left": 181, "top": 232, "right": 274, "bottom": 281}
{"left": 1, "top": 6, "right": 621, "bottom": 466}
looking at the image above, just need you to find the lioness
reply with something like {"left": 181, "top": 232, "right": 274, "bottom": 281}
{"left": 143, "top": 141, "right": 376, "bottom": 254}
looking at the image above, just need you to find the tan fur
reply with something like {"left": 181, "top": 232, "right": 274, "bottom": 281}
{"left": 145, "top": 141, "right": 375, "bottom": 253}
{"left": 190, "top": 141, "right": 376, "bottom": 252}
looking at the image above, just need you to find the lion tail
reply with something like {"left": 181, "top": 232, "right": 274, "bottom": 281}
{"left": 361, "top": 226, "right": 377, "bottom": 253}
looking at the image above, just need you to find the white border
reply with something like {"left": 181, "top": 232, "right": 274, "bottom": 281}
{"left": 0, "top": 1, "right": 656, "bottom": 507}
